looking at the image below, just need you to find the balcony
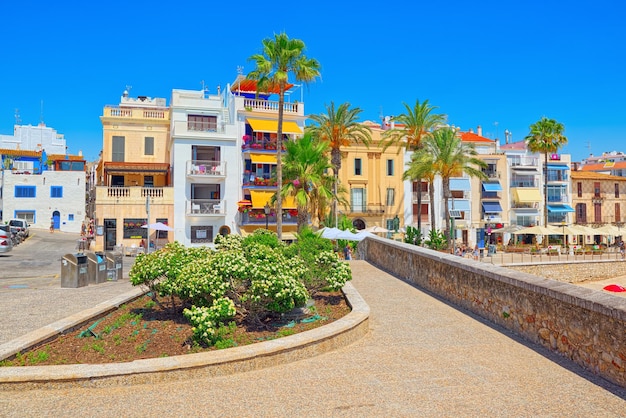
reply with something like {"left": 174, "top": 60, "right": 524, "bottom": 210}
{"left": 102, "top": 107, "right": 169, "bottom": 121}
{"left": 187, "top": 199, "right": 226, "bottom": 216}
{"left": 511, "top": 201, "right": 539, "bottom": 210}
{"left": 172, "top": 120, "right": 226, "bottom": 137}
{"left": 242, "top": 98, "right": 302, "bottom": 115}
{"left": 95, "top": 186, "right": 174, "bottom": 205}
{"left": 547, "top": 195, "right": 569, "bottom": 203}
{"left": 186, "top": 160, "right": 226, "bottom": 182}
{"left": 411, "top": 192, "right": 430, "bottom": 203}
{"left": 509, "top": 156, "right": 539, "bottom": 167}
{"left": 482, "top": 170, "right": 500, "bottom": 179}
{"left": 349, "top": 204, "right": 385, "bottom": 214}
{"left": 240, "top": 210, "right": 298, "bottom": 226}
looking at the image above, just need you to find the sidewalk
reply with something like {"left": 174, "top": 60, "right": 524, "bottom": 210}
{"left": 1, "top": 260, "right": 625, "bottom": 416}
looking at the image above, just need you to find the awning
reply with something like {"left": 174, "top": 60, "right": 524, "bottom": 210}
{"left": 449, "top": 178, "right": 471, "bottom": 191}
{"left": 448, "top": 199, "right": 470, "bottom": 211}
{"left": 547, "top": 164, "right": 569, "bottom": 170}
{"left": 547, "top": 204, "right": 575, "bottom": 213}
{"left": 514, "top": 188, "right": 542, "bottom": 202}
{"left": 249, "top": 190, "right": 296, "bottom": 209}
{"left": 482, "top": 202, "right": 503, "bottom": 212}
{"left": 250, "top": 153, "right": 277, "bottom": 164}
{"left": 104, "top": 162, "right": 169, "bottom": 174}
{"left": 247, "top": 118, "right": 303, "bottom": 135}
{"left": 482, "top": 182, "right": 502, "bottom": 192}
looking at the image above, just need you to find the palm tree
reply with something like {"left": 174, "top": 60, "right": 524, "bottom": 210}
{"left": 307, "top": 102, "right": 372, "bottom": 227}
{"left": 525, "top": 117, "right": 568, "bottom": 236}
{"left": 420, "top": 127, "right": 487, "bottom": 247}
{"left": 281, "top": 133, "right": 334, "bottom": 232}
{"left": 403, "top": 150, "right": 436, "bottom": 233}
{"left": 382, "top": 100, "right": 446, "bottom": 233}
{"left": 247, "top": 33, "right": 321, "bottom": 239}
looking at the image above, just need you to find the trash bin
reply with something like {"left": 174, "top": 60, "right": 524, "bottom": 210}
{"left": 61, "top": 253, "right": 89, "bottom": 288}
{"left": 105, "top": 250, "right": 123, "bottom": 281}
{"left": 488, "top": 244, "right": 496, "bottom": 255}
{"left": 86, "top": 251, "right": 107, "bottom": 284}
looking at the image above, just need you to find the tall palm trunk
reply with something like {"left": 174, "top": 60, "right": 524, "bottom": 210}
{"left": 443, "top": 180, "right": 451, "bottom": 247}
{"left": 331, "top": 148, "right": 342, "bottom": 228}
{"left": 543, "top": 151, "right": 549, "bottom": 247}
{"left": 429, "top": 179, "right": 436, "bottom": 230}
{"left": 416, "top": 179, "right": 422, "bottom": 233}
{"left": 275, "top": 89, "right": 285, "bottom": 239}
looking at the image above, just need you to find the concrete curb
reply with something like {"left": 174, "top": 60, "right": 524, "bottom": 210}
{"left": 0, "top": 282, "right": 369, "bottom": 390}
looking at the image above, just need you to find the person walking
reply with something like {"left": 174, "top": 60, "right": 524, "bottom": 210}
{"left": 343, "top": 244, "right": 352, "bottom": 260}
{"left": 49, "top": 217, "right": 54, "bottom": 233}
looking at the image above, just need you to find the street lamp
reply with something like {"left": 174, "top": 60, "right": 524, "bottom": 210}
{"left": 264, "top": 203, "right": 271, "bottom": 230}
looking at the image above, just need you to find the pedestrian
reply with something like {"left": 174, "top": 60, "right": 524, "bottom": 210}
{"left": 473, "top": 245, "right": 479, "bottom": 261}
{"left": 619, "top": 240, "right": 625, "bottom": 259}
{"left": 49, "top": 217, "right": 54, "bottom": 233}
{"left": 343, "top": 244, "right": 352, "bottom": 260}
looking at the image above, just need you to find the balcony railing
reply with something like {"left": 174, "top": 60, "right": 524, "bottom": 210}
{"left": 95, "top": 186, "right": 173, "bottom": 204}
{"left": 240, "top": 211, "right": 298, "bottom": 226}
{"left": 510, "top": 181, "right": 538, "bottom": 188}
{"left": 172, "top": 120, "right": 225, "bottom": 136}
{"left": 243, "top": 98, "right": 300, "bottom": 114}
{"left": 547, "top": 195, "right": 568, "bottom": 203}
{"left": 349, "top": 204, "right": 385, "bottom": 214}
{"left": 187, "top": 160, "right": 226, "bottom": 177}
{"left": 187, "top": 199, "right": 226, "bottom": 216}
{"left": 482, "top": 170, "right": 500, "bottom": 179}
{"left": 103, "top": 107, "right": 169, "bottom": 120}
{"left": 411, "top": 192, "right": 430, "bottom": 203}
{"left": 511, "top": 201, "right": 538, "bottom": 209}
{"left": 509, "top": 156, "right": 539, "bottom": 167}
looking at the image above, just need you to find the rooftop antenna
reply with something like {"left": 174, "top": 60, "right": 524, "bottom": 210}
{"left": 494, "top": 121, "right": 499, "bottom": 140}
{"left": 237, "top": 65, "right": 244, "bottom": 75}
{"left": 586, "top": 141, "right": 592, "bottom": 156}
{"left": 14, "top": 108, "right": 21, "bottom": 125}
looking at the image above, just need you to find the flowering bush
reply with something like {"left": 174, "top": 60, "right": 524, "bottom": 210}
{"left": 129, "top": 230, "right": 352, "bottom": 347}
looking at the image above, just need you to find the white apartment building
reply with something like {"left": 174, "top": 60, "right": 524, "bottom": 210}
{"left": 169, "top": 88, "right": 239, "bottom": 246}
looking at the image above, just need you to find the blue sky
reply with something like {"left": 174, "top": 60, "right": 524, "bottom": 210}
{"left": 1, "top": 1, "right": 624, "bottom": 163}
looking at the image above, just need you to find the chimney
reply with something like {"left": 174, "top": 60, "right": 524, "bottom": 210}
{"left": 477, "top": 125, "right": 482, "bottom": 137}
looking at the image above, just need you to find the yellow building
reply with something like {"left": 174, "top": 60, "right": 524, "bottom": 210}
{"left": 335, "top": 120, "right": 405, "bottom": 233}
{"left": 94, "top": 91, "right": 174, "bottom": 251}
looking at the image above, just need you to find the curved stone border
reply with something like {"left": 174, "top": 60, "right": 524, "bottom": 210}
{"left": 0, "top": 282, "right": 369, "bottom": 390}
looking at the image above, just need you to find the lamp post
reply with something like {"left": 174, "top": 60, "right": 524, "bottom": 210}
{"left": 264, "top": 203, "right": 271, "bottom": 230}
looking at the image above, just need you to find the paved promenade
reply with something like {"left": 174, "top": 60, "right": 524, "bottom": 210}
{"left": 1, "top": 259, "right": 625, "bottom": 416}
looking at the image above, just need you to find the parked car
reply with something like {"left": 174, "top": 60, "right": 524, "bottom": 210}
{"left": 8, "top": 219, "right": 29, "bottom": 238}
{"left": 0, "top": 225, "right": 13, "bottom": 253}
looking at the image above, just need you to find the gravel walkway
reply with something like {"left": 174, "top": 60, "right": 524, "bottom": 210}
{"left": 1, "top": 260, "right": 625, "bottom": 416}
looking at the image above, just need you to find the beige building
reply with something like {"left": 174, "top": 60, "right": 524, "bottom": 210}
{"left": 94, "top": 91, "right": 173, "bottom": 251}
{"left": 336, "top": 121, "right": 405, "bottom": 233}
{"left": 571, "top": 170, "right": 626, "bottom": 226}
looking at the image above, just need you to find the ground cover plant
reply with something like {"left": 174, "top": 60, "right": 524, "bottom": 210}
{"left": 0, "top": 229, "right": 352, "bottom": 366}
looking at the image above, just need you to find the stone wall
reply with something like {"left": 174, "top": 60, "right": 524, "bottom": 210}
{"left": 359, "top": 236, "right": 626, "bottom": 388}
{"left": 506, "top": 261, "right": 623, "bottom": 283}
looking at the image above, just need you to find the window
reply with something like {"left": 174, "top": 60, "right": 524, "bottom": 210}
{"left": 123, "top": 218, "right": 147, "bottom": 239}
{"left": 386, "top": 159, "right": 394, "bottom": 176}
{"left": 594, "top": 182, "right": 601, "bottom": 198}
{"left": 616, "top": 203, "right": 621, "bottom": 224}
{"left": 145, "top": 137, "right": 154, "bottom": 155}
{"left": 15, "top": 185, "right": 36, "bottom": 198}
{"left": 594, "top": 203, "right": 602, "bottom": 223}
{"left": 14, "top": 211, "right": 35, "bottom": 224}
{"left": 576, "top": 203, "right": 587, "bottom": 224}
{"left": 191, "top": 225, "right": 213, "bottom": 243}
{"left": 50, "top": 186, "right": 63, "bottom": 198}
{"left": 616, "top": 183, "right": 620, "bottom": 198}
{"left": 577, "top": 182, "right": 582, "bottom": 197}
{"left": 188, "top": 115, "right": 217, "bottom": 132}
{"left": 112, "top": 136, "right": 125, "bottom": 162}
{"left": 68, "top": 214, "right": 74, "bottom": 221}
{"left": 354, "top": 158, "right": 362, "bottom": 176}
{"left": 350, "top": 188, "right": 366, "bottom": 212}
{"left": 144, "top": 176, "right": 154, "bottom": 187}
{"left": 386, "top": 188, "right": 395, "bottom": 206}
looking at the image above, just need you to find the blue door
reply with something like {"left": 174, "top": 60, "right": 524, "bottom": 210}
{"left": 53, "top": 211, "right": 61, "bottom": 230}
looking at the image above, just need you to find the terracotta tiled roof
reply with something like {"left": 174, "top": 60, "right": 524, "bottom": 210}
{"left": 581, "top": 161, "right": 626, "bottom": 171}
{"left": 0, "top": 149, "right": 41, "bottom": 157}
{"left": 230, "top": 75, "right": 293, "bottom": 94}
{"left": 571, "top": 170, "right": 626, "bottom": 181}
{"left": 500, "top": 140, "right": 527, "bottom": 150}
{"left": 459, "top": 131, "right": 494, "bottom": 143}
{"left": 48, "top": 154, "right": 85, "bottom": 161}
